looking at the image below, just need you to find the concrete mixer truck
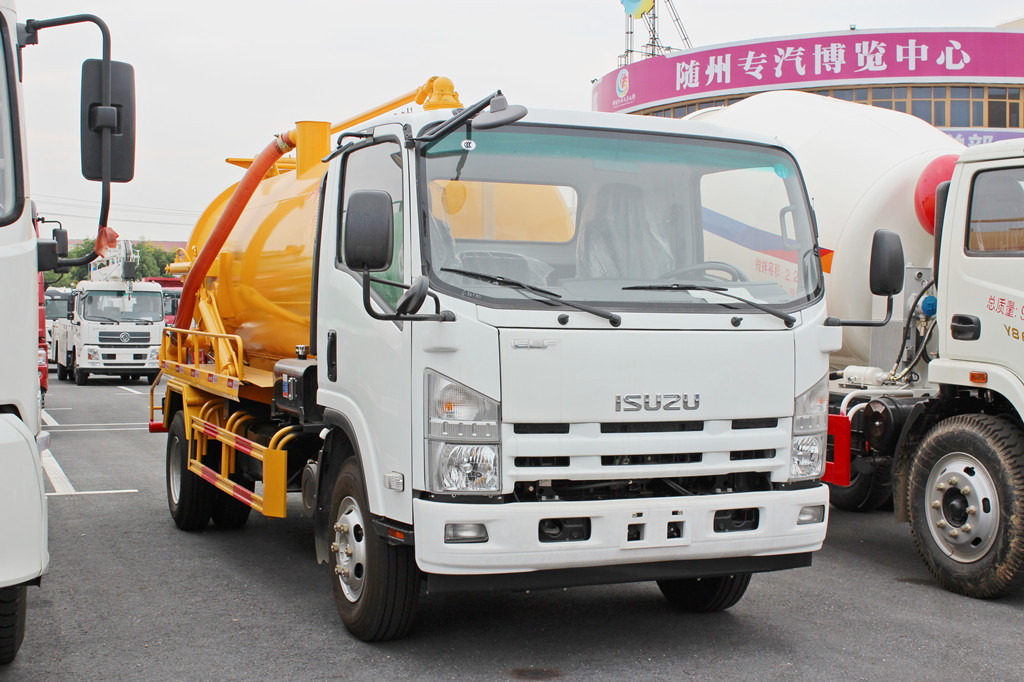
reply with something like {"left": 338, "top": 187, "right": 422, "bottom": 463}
{"left": 690, "top": 91, "right": 1024, "bottom": 599}
{"left": 151, "top": 77, "right": 848, "bottom": 641}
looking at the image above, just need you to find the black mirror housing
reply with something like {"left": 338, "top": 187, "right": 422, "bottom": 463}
{"left": 37, "top": 239, "right": 58, "bottom": 272}
{"left": 869, "top": 229, "right": 904, "bottom": 296}
{"left": 81, "top": 59, "right": 136, "bottom": 183}
{"left": 343, "top": 190, "right": 393, "bottom": 272}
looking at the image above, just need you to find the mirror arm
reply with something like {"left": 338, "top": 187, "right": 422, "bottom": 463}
{"left": 360, "top": 272, "right": 454, "bottom": 322}
{"left": 24, "top": 14, "right": 114, "bottom": 230}
{"left": 825, "top": 295, "right": 893, "bottom": 327}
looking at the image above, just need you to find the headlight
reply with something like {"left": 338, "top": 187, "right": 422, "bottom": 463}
{"left": 85, "top": 346, "right": 101, "bottom": 362}
{"left": 426, "top": 371, "right": 500, "bottom": 493}
{"left": 37, "top": 348, "right": 48, "bottom": 365}
{"left": 148, "top": 347, "right": 160, "bottom": 361}
{"left": 791, "top": 374, "right": 829, "bottom": 480}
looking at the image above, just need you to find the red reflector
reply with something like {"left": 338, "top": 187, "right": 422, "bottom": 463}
{"left": 388, "top": 529, "right": 405, "bottom": 541}
{"left": 969, "top": 372, "right": 988, "bottom": 384}
{"left": 149, "top": 421, "right": 169, "bottom": 433}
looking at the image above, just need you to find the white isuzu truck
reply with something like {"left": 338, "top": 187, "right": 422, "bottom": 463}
{"left": 155, "top": 82, "right": 845, "bottom": 641}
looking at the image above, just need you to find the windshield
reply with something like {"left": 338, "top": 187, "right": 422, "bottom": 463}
{"left": 44, "top": 298, "right": 67, "bottom": 319}
{"left": 81, "top": 290, "right": 163, "bottom": 323}
{"left": 421, "top": 124, "right": 821, "bottom": 313}
{"left": 163, "top": 290, "right": 180, "bottom": 316}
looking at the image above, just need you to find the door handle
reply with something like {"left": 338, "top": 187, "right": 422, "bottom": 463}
{"left": 327, "top": 330, "right": 337, "bottom": 382}
{"left": 950, "top": 314, "right": 981, "bottom": 341}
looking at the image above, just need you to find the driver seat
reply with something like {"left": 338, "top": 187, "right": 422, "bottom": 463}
{"left": 576, "top": 183, "right": 673, "bottom": 278}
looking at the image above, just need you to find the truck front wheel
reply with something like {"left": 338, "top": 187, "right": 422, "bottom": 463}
{"left": 908, "top": 414, "right": 1024, "bottom": 598}
{"left": 328, "top": 458, "right": 419, "bottom": 641}
{"left": 73, "top": 355, "right": 88, "bottom": 386}
{"left": 0, "top": 585, "right": 26, "bottom": 665}
{"left": 657, "top": 573, "right": 751, "bottom": 612}
{"left": 166, "top": 412, "right": 214, "bottom": 531}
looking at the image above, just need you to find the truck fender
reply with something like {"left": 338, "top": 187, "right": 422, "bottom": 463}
{"left": 891, "top": 395, "right": 948, "bottom": 522}
{"left": 313, "top": 411, "right": 361, "bottom": 563}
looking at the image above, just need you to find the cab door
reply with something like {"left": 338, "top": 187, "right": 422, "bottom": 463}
{"left": 316, "top": 126, "right": 413, "bottom": 523}
{"left": 941, "top": 162, "right": 1024, "bottom": 377}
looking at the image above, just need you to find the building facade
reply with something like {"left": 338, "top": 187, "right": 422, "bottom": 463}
{"left": 592, "top": 26, "right": 1024, "bottom": 145}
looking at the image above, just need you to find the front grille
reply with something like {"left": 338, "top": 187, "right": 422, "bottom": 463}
{"left": 98, "top": 331, "right": 150, "bottom": 344}
{"left": 514, "top": 472, "right": 772, "bottom": 502}
{"left": 514, "top": 456, "right": 570, "bottom": 468}
{"left": 730, "top": 449, "right": 776, "bottom": 461}
{"left": 601, "top": 453, "right": 702, "bottom": 466}
{"left": 601, "top": 421, "right": 704, "bottom": 434}
{"left": 732, "top": 417, "right": 779, "bottom": 430}
{"left": 514, "top": 424, "right": 570, "bottom": 435}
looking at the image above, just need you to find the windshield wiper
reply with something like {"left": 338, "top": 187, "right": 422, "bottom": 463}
{"left": 442, "top": 267, "right": 622, "bottom": 327}
{"left": 86, "top": 315, "right": 120, "bottom": 323}
{"left": 623, "top": 283, "right": 795, "bottom": 328}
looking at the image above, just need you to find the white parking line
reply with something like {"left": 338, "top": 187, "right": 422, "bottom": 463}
{"left": 118, "top": 386, "right": 144, "bottom": 395}
{"left": 48, "top": 427, "right": 148, "bottom": 432}
{"left": 46, "top": 489, "right": 139, "bottom": 497}
{"left": 40, "top": 409, "right": 59, "bottom": 426}
{"left": 41, "top": 449, "right": 140, "bottom": 496}
{"left": 49, "top": 422, "right": 148, "bottom": 428}
{"left": 41, "top": 449, "right": 75, "bottom": 494}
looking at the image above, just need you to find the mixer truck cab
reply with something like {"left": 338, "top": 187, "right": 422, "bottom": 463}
{"left": 155, "top": 81, "right": 838, "bottom": 641}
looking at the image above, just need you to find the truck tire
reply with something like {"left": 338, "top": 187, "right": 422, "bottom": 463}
{"left": 56, "top": 360, "right": 68, "bottom": 382}
{"left": 147, "top": 373, "right": 159, "bottom": 386}
{"left": 73, "top": 355, "right": 88, "bottom": 386}
{"left": 0, "top": 585, "right": 26, "bottom": 665}
{"left": 827, "top": 459, "right": 893, "bottom": 512}
{"left": 328, "top": 458, "right": 419, "bottom": 641}
{"left": 657, "top": 573, "right": 752, "bottom": 612}
{"left": 908, "top": 414, "right": 1024, "bottom": 598}
{"left": 166, "top": 412, "right": 214, "bottom": 531}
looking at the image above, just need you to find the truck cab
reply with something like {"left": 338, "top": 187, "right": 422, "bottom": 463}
{"left": 51, "top": 280, "right": 164, "bottom": 385}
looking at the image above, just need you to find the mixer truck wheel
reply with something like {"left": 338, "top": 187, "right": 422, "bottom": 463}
{"left": 908, "top": 414, "right": 1024, "bottom": 598}
{"left": 328, "top": 458, "right": 419, "bottom": 641}
{"left": 0, "top": 585, "right": 26, "bottom": 665}
{"left": 657, "top": 572, "right": 752, "bottom": 612}
{"left": 827, "top": 460, "right": 893, "bottom": 512}
{"left": 166, "top": 412, "right": 214, "bottom": 531}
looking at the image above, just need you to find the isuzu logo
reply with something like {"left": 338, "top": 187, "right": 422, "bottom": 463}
{"left": 615, "top": 393, "right": 700, "bottom": 412}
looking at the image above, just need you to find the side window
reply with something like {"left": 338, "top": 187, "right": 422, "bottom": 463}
{"left": 967, "top": 167, "right": 1024, "bottom": 255}
{"left": 339, "top": 140, "right": 404, "bottom": 307}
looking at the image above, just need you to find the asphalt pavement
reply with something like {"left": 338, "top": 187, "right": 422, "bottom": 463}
{"left": 4, "top": 371, "right": 1023, "bottom": 681}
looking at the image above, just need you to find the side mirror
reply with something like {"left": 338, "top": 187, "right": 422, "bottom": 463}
{"left": 37, "top": 239, "right": 59, "bottom": 272}
{"left": 81, "top": 59, "right": 136, "bottom": 183}
{"left": 343, "top": 190, "right": 393, "bottom": 272}
{"left": 52, "top": 227, "right": 69, "bottom": 257}
{"left": 825, "top": 229, "right": 905, "bottom": 328}
{"left": 932, "top": 181, "right": 950, "bottom": 285}
{"left": 869, "top": 229, "right": 904, "bottom": 296}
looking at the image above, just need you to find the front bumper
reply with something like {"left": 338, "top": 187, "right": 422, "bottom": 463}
{"left": 79, "top": 345, "right": 160, "bottom": 374}
{"left": 0, "top": 414, "right": 48, "bottom": 587}
{"left": 413, "top": 484, "right": 828, "bottom": 577}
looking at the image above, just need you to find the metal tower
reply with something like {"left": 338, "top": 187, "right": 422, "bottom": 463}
{"left": 619, "top": 0, "right": 693, "bottom": 66}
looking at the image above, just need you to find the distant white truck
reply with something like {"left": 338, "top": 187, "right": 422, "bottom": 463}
{"left": 51, "top": 278, "right": 164, "bottom": 385}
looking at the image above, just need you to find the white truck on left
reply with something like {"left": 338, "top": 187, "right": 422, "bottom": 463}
{"left": 50, "top": 242, "right": 164, "bottom": 386}
{"left": 2, "top": 1, "right": 136, "bottom": 664}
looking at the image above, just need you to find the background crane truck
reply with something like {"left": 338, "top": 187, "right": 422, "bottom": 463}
{"left": 0, "top": 2, "right": 135, "bottom": 664}
{"left": 693, "top": 91, "right": 1024, "bottom": 599}
{"left": 50, "top": 240, "right": 164, "bottom": 386}
{"left": 150, "top": 76, "right": 874, "bottom": 641}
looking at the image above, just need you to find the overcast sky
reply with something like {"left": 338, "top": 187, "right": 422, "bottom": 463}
{"left": 17, "top": 0, "right": 1024, "bottom": 244}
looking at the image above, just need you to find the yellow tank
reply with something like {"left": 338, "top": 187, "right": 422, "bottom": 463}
{"left": 184, "top": 122, "right": 329, "bottom": 371}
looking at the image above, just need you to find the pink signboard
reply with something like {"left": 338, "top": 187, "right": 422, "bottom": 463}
{"left": 593, "top": 30, "right": 1024, "bottom": 112}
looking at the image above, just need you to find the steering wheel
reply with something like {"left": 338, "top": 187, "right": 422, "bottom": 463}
{"left": 661, "top": 261, "right": 748, "bottom": 282}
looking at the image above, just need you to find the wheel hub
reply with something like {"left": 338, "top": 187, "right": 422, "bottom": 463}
{"left": 924, "top": 452, "right": 999, "bottom": 563}
{"left": 333, "top": 496, "right": 367, "bottom": 602}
